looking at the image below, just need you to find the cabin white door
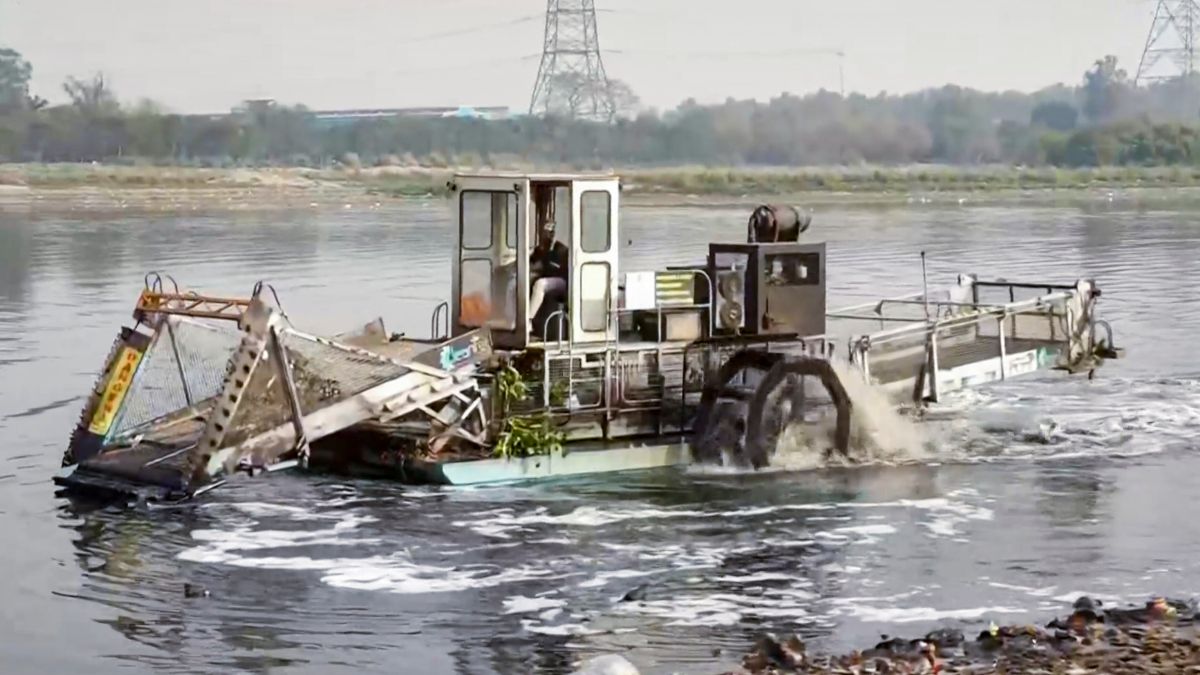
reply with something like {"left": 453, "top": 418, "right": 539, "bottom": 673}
{"left": 451, "top": 176, "right": 529, "bottom": 337}
{"left": 569, "top": 178, "right": 620, "bottom": 344}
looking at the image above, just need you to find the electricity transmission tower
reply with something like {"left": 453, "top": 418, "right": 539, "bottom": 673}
{"left": 1135, "top": 0, "right": 1200, "bottom": 85}
{"left": 529, "top": 0, "right": 617, "bottom": 122}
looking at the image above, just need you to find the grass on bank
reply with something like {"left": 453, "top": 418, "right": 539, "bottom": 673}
{"left": 6, "top": 162, "right": 1200, "bottom": 197}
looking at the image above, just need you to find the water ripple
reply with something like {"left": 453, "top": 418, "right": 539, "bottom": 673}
{"left": 4, "top": 198, "right": 1199, "bottom": 673}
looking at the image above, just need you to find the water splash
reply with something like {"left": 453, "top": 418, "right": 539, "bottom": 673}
{"left": 772, "top": 357, "right": 932, "bottom": 470}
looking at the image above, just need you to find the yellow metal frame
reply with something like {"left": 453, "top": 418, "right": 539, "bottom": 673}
{"left": 134, "top": 290, "right": 251, "bottom": 323}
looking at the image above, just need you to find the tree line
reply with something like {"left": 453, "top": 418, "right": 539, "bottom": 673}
{"left": 5, "top": 46, "right": 1200, "bottom": 169}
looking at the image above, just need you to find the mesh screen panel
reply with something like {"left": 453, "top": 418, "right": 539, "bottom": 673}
{"left": 112, "top": 318, "right": 241, "bottom": 437}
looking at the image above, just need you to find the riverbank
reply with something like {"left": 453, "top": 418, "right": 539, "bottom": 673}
{"left": 7, "top": 163, "right": 1200, "bottom": 207}
{"left": 731, "top": 595, "right": 1200, "bottom": 674}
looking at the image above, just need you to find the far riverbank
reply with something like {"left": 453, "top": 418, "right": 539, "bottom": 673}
{"left": 5, "top": 163, "right": 1200, "bottom": 211}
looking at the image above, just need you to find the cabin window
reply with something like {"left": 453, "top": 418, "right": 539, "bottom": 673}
{"left": 458, "top": 258, "right": 517, "bottom": 329}
{"left": 460, "top": 190, "right": 515, "bottom": 250}
{"left": 765, "top": 253, "right": 821, "bottom": 287}
{"left": 580, "top": 262, "right": 610, "bottom": 331}
{"left": 580, "top": 191, "right": 611, "bottom": 253}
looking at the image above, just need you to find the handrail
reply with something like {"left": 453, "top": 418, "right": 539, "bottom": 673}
{"left": 829, "top": 278, "right": 1077, "bottom": 317}
{"left": 972, "top": 280, "right": 1077, "bottom": 291}
{"left": 826, "top": 313, "right": 936, "bottom": 323}
{"left": 543, "top": 309, "right": 569, "bottom": 352}
{"left": 827, "top": 291, "right": 929, "bottom": 315}
{"left": 851, "top": 291, "right": 1073, "bottom": 347}
{"left": 430, "top": 301, "right": 449, "bottom": 340}
{"left": 689, "top": 268, "right": 717, "bottom": 336}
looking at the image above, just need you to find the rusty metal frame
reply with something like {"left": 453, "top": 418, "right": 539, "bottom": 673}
{"left": 134, "top": 290, "right": 252, "bottom": 324}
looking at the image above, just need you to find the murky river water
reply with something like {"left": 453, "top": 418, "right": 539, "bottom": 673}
{"left": 2, "top": 191, "right": 1199, "bottom": 674}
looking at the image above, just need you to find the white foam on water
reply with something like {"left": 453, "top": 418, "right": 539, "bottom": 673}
{"left": 598, "top": 542, "right": 652, "bottom": 554}
{"left": 830, "top": 524, "right": 898, "bottom": 545}
{"left": 179, "top": 508, "right": 570, "bottom": 594}
{"left": 764, "top": 585, "right": 818, "bottom": 601}
{"left": 834, "top": 524, "right": 898, "bottom": 536}
{"left": 452, "top": 505, "right": 710, "bottom": 538}
{"left": 503, "top": 595, "right": 567, "bottom": 615}
{"left": 519, "top": 619, "right": 600, "bottom": 637}
{"left": 617, "top": 588, "right": 816, "bottom": 627}
{"left": 181, "top": 511, "right": 379, "bottom": 559}
{"left": 713, "top": 572, "right": 797, "bottom": 584}
{"left": 226, "top": 501, "right": 376, "bottom": 523}
{"left": 324, "top": 557, "right": 564, "bottom": 594}
{"left": 939, "top": 375, "right": 1200, "bottom": 463}
{"left": 837, "top": 603, "right": 1027, "bottom": 624}
{"left": 183, "top": 538, "right": 567, "bottom": 594}
{"left": 987, "top": 581, "right": 1059, "bottom": 597}
{"left": 903, "top": 492, "right": 995, "bottom": 538}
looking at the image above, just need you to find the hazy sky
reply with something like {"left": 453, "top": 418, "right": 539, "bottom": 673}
{"left": 1, "top": 0, "right": 1158, "bottom": 114}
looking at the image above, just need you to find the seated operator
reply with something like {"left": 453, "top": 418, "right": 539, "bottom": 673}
{"left": 528, "top": 217, "right": 569, "bottom": 335}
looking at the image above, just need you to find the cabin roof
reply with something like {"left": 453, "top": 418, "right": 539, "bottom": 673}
{"left": 452, "top": 171, "right": 619, "bottom": 182}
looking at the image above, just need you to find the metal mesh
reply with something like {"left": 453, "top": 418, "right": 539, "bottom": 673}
{"left": 279, "top": 331, "right": 408, "bottom": 399}
{"left": 218, "top": 330, "right": 412, "bottom": 448}
{"left": 111, "top": 318, "right": 241, "bottom": 438}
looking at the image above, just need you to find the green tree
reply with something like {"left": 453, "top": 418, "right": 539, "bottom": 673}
{"left": 0, "top": 47, "right": 32, "bottom": 112}
{"left": 62, "top": 73, "right": 119, "bottom": 116}
{"left": 1030, "top": 101, "right": 1078, "bottom": 131}
{"left": 1082, "top": 56, "right": 1130, "bottom": 124}
{"left": 925, "top": 86, "right": 998, "bottom": 163}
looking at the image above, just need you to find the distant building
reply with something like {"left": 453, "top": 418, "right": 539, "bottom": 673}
{"left": 311, "top": 105, "right": 511, "bottom": 126}
{"left": 184, "top": 102, "right": 514, "bottom": 126}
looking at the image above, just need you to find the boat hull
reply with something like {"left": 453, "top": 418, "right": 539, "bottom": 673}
{"left": 310, "top": 438, "right": 693, "bottom": 486}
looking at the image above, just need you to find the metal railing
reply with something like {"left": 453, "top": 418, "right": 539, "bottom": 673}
{"left": 430, "top": 301, "right": 450, "bottom": 340}
{"left": 836, "top": 287, "right": 1082, "bottom": 398}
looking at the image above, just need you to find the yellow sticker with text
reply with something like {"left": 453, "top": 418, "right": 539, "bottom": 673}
{"left": 87, "top": 346, "right": 143, "bottom": 436}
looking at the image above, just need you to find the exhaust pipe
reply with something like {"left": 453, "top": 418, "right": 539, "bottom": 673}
{"left": 747, "top": 204, "right": 812, "bottom": 243}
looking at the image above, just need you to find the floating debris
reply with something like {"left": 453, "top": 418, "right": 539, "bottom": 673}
{"left": 733, "top": 595, "right": 1200, "bottom": 674}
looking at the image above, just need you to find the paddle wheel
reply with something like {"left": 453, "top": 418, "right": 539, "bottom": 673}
{"left": 690, "top": 349, "right": 852, "bottom": 469}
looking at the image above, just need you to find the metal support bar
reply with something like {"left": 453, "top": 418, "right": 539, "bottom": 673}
{"left": 998, "top": 313, "right": 1008, "bottom": 380}
{"left": 927, "top": 330, "right": 941, "bottom": 403}
{"left": 164, "top": 319, "right": 193, "bottom": 406}
{"left": 268, "top": 326, "right": 310, "bottom": 467}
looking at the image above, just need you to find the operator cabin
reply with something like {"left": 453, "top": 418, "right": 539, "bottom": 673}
{"left": 450, "top": 173, "right": 620, "bottom": 348}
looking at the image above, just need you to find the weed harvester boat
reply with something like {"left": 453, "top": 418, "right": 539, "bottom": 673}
{"left": 54, "top": 172, "right": 1123, "bottom": 502}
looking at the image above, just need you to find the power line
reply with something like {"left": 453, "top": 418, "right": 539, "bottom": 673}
{"left": 397, "top": 15, "right": 542, "bottom": 44}
{"left": 604, "top": 47, "right": 847, "bottom": 95}
{"left": 605, "top": 47, "right": 844, "bottom": 59}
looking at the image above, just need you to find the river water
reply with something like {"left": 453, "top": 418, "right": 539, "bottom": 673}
{"left": 1, "top": 191, "right": 1199, "bottom": 674}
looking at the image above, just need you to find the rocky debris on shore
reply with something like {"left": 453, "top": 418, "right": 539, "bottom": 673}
{"left": 732, "top": 595, "right": 1200, "bottom": 674}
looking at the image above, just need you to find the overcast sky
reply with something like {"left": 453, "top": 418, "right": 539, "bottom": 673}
{"left": 1, "top": 0, "right": 1159, "bottom": 114}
